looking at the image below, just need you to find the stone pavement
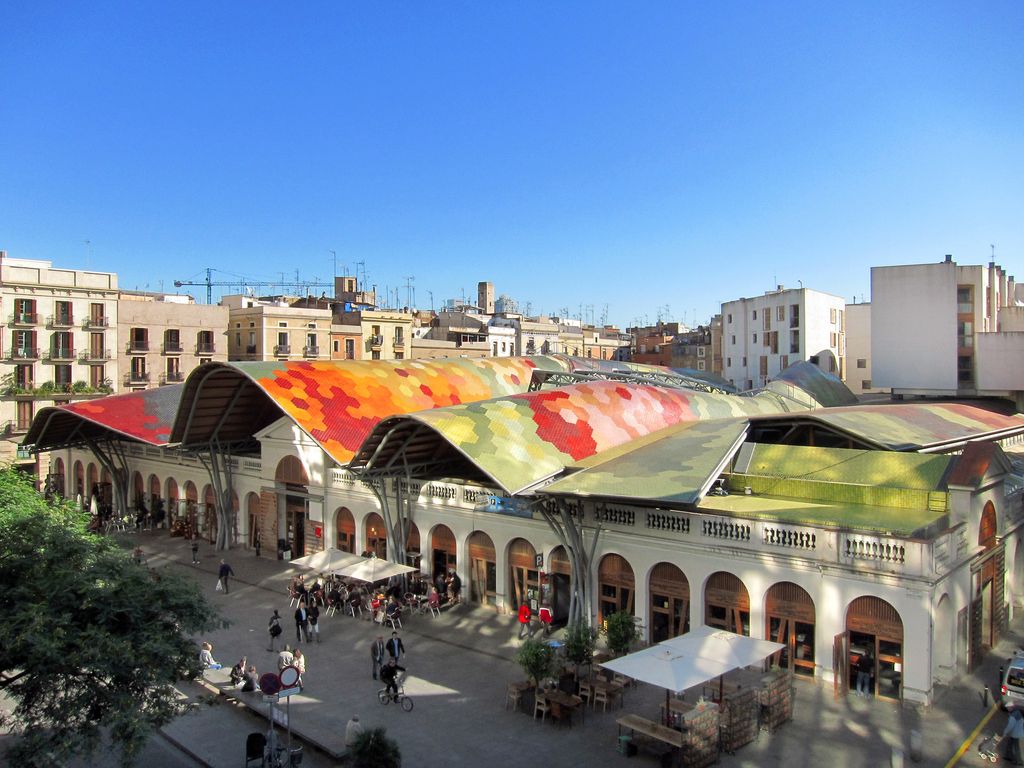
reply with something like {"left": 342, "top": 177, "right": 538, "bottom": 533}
{"left": 131, "top": 531, "right": 1017, "bottom": 768}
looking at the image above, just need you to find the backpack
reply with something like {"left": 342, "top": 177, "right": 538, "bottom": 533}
{"left": 269, "top": 617, "right": 282, "bottom": 637}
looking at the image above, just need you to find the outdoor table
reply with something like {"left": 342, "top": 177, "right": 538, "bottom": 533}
{"left": 543, "top": 689, "right": 584, "bottom": 726}
{"left": 592, "top": 678, "right": 624, "bottom": 709}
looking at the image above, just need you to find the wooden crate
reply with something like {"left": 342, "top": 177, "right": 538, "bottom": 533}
{"left": 719, "top": 687, "right": 758, "bottom": 754}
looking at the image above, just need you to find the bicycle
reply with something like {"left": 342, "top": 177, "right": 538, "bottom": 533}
{"left": 378, "top": 684, "right": 414, "bottom": 711}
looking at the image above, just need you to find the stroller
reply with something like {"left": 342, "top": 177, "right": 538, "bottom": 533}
{"left": 978, "top": 733, "right": 1001, "bottom": 763}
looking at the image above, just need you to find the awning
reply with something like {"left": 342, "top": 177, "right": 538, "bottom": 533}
{"left": 289, "top": 549, "right": 364, "bottom": 573}
{"left": 337, "top": 556, "right": 416, "bottom": 584}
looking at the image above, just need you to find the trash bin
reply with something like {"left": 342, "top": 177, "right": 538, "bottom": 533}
{"left": 617, "top": 735, "right": 636, "bottom": 756}
{"left": 288, "top": 746, "right": 303, "bottom": 766}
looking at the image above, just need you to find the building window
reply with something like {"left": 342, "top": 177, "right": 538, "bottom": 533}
{"left": 697, "top": 347, "right": 705, "bottom": 358}
{"left": 196, "top": 330, "right": 214, "bottom": 355}
{"left": 235, "top": 332, "right": 241, "bottom": 346}
{"left": 752, "top": 310, "right": 757, "bottom": 320}
{"left": 730, "top": 335, "right": 736, "bottom": 345}
{"left": 371, "top": 350, "right": 380, "bottom": 360}
{"left": 776, "top": 306, "right": 785, "bottom": 321}
{"left": 15, "top": 364, "right": 33, "bottom": 389}
{"left": 55, "top": 300, "right": 73, "bottom": 325}
{"left": 278, "top": 322, "right": 287, "bottom": 328}
{"left": 789, "top": 305, "right": 799, "bottom": 328}
{"left": 129, "top": 327, "right": 148, "bottom": 352}
{"left": 779, "top": 355, "right": 788, "bottom": 369}
{"left": 727, "top": 313, "right": 732, "bottom": 324}
{"left": 333, "top": 340, "right": 340, "bottom": 353}
{"left": 164, "top": 329, "right": 181, "bottom": 352}
{"left": 697, "top": 360, "right": 705, "bottom": 371}
{"left": 741, "top": 356, "right": 747, "bottom": 367}
{"left": 54, "top": 364, "right": 72, "bottom": 387}
{"left": 726, "top": 357, "right": 731, "bottom": 367}
{"left": 345, "top": 339, "right": 355, "bottom": 359}
{"left": 752, "top": 333, "right": 758, "bottom": 344}
{"left": 89, "top": 365, "right": 105, "bottom": 388}
{"left": 16, "top": 401, "right": 33, "bottom": 431}
{"left": 830, "top": 308, "right": 837, "bottom": 323}
{"left": 395, "top": 352, "right": 404, "bottom": 359}
{"left": 857, "top": 358, "right": 866, "bottom": 369}
{"left": 130, "top": 357, "right": 147, "bottom": 382}
{"left": 862, "top": 380, "right": 872, "bottom": 390}
{"left": 790, "top": 330, "right": 800, "bottom": 354}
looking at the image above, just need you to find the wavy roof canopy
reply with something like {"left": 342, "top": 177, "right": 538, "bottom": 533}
{"left": 542, "top": 418, "right": 749, "bottom": 505}
{"left": 24, "top": 384, "right": 184, "bottom": 449}
{"left": 171, "top": 356, "right": 568, "bottom": 462}
{"left": 772, "top": 361, "right": 858, "bottom": 407}
{"left": 353, "top": 380, "right": 808, "bottom": 494}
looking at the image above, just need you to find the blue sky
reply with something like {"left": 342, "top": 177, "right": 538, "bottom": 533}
{"left": 2, "top": 2, "right": 1022, "bottom": 329}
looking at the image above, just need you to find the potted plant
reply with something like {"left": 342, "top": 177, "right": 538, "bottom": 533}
{"left": 564, "top": 619, "right": 598, "bottom": 680}
{"left": 351, "top": 726, "right": 401, "bottom": 768}
{"left": 515, "top": 636, "right": 554, "bottom": 688}
{"left": 603, "top": 611, "right": 641, "bottom": 657}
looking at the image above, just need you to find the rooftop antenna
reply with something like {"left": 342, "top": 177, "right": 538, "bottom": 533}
{"left": 992, "top": 244, "right": 997, "bottom": 260}
{"left": 404, "top": 275, "right": 415, "bottom": 310}
{"left": 329, "top": 249, "right": 337, "bottom": 279}
{"left": 427, "top": 290, "right": 434, "bottom": 312}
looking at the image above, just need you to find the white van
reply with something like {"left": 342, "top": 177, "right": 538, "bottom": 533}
{"left": 1001, "top": 651, "right": 1024, "bottom": 709}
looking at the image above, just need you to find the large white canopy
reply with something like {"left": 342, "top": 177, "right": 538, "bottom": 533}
{"left": 658, "top": 626, "right": 785, "bottom": 670}
{"left": 600, "top": 645, "right": 734, "bottom": 693}
{"left": 336, "top": 556, "right": 416, "bottom": 584}
{"left": 289, "top": 548, "right": 364, "bottom": 573}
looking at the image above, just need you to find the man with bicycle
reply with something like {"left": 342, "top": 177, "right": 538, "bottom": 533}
{"left": 379, "top": 657, "right": 405, "bottom": 702}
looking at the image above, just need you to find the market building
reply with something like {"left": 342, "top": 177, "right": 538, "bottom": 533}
{"left": 24, "top": 355, "right": 1024, "bottom": 706}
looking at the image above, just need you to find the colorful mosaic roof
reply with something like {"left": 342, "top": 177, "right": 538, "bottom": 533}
{"left": 771, "top": 361, "right": 858, "bottom": 407}
{"left": 193, "top": 356, "right": 569, "bottom": 463}
{"left": 24, "top": 384, "right": 184, "bottom": 448}
{"left": 797, "top": 402, "right": 1024, "bottom": 450}
{"left": 542, "top": 418, "right": 749, "bottom": 505}
{"left": 368, "top": 380, "right": 801, "bottom": 494}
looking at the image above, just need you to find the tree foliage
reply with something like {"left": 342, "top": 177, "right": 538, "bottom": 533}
{"left": 564, "top": 619, "right": 598, "bottom": 676}
{"left": 603, "top": 611, "right": 641, "bottom": 656}
{"left": 0, "top": 467, "right": 224, "bottom": 767}
{"left": 351, "top": 726, "right": 401, "bottom": 768}
{"left": 515, "top": 637, "right": 554, "bottom": 686}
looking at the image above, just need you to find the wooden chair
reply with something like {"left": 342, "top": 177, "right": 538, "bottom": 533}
{"left": 577, "top": 679, "right": 593, "bottom": 707}
{"left": 592, "top": 686, "right": 609, "bottom": 713}
{"left": 505, "top": 683, "right": 524, "bottom": 711}
{"left": 533, "top": 692, "right": 550, "bottom": 721}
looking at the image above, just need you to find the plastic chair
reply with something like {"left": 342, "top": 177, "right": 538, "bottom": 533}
{"left": 577, "top": 679, "right": 593, "bottom": 706}
{"left": 592, "top": 686, "right": 609, "bottom": 713}
{"left": 244, "top": 732, "right": 266, "bottom": 767}
{"left": 505, "top": 682, "right": 523, "bottom": 711}
{"left": 385, "top": 610, "right": 402, "bottom": 631}
{"left": 288, "top": 589, "right": 300, "bottom": 608}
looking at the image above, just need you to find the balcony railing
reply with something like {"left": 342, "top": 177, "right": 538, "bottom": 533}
{"left": 126, "top": 371, "right": 151, "bottom": 384}
{"left": 160, "top": 371, "right": 185, "bottom": 384}
{"left": 393, "top": 337, "right": 404, "bottom": 347}
{"left": 195, "top": 342, "right": 216, "bottom": 355}
{"left": 369, "top": 335, "right": 384, "bottom": 348}
{"left": 9, "top": 313, "right": 39, "bottom": 326}
{"left": 10, "top": 347, "right": 40, "bottom": 360}
{"left": 302, "top": 345, "right": 320, "bottom": 357}
{"left": 245, "top": 345, "right": 257, "bottom": 354}
{"left": 79, "top": 349, "right": 112, "bottom": 362}
{"left": 127, "top": 341, "right": 150, "bottom": 353}
{"left": 46, "top": 314, "right": 75, "bottom": 328}
{"left": 46, "top": 347, "right": 76, "bottom": 362}
{"left": 273, "top": 345, "right": 291, "bottom": 356}
{"left": 83, "top": 317, "right": 109, "bottom": 329}
{"left": 162, "top": 341, "right": 183, "bottom": 354}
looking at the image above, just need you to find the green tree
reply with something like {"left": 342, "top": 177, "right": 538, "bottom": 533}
{"left": 563, "top": 619, "right": 598, "bottom": 679}
{"left": 0, "top": 467, "right": 224, "bottom": 767}
{"left": 515, "top": 636, "right": 554, "bottom": 687}
{"left": 603, "top": 611, "right": 641, "bottom": 656}
{"left": 351, "top": 727, "right": 401, "bottom": 768}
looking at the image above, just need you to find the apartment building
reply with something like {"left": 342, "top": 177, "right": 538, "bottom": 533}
{"left": 844, "top": 302, "right": 886, "bottom": 397}
{"left": 516, "top": 315, "right": 560, "bottom": 356}
{"left": 0, "top": 252, "right": 118, "bottom": 466}
{"left": 722, "top": 286, "right": 846, "bottom": 390}
{"left": 336, "top": 309, "right": 414, "bottom": 361}
{"left": 628, "top": 322, "right": 685, "bottom": 366}
{"left": 223, "top": 295, "right": 333, "bottom": 362}
{"left": 670, "top": 324, "right": 713, "bottom": 372}
{"left": 117, "top": 291, "right": 228, "bottom": 390}
{"left": 872, "top": 256, "right": 1024, "bottom": 407}
{"left": 486, "top": 318, "right": 516, "bottom": 357}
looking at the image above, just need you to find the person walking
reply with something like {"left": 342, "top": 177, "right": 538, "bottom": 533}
{"left": 1005, "top": 706, "right": 1024, "bottom": 765}
{"left": 190, "top": 536, "right": 199, "bottom": 565}
{"left": 294, "top": 602, "right": 310, "bottom": 643}
{"left": 344, "top": 715, "right": 364, "bottom": 748}
{"left": 293, "top": 647, "right": 306, "bottom": 692}
{"left": 371, "top": 635, "right": 386, "bottom": 680}
{"left": 217, "top": 559, "right": 234, "bottom": 593}
{"left": 855, "top": 650, "right": 873, "bottom": 697}
{"left": 308, "top": 602, "right": 321, "bottom": 644}
{"left": 385, "top": 631, "right": 405, "bottom": 662}
{"left": 518, "top": 603, "right": 532, "bottom": 639}
{"left": 267, "top": 609, "right": 283, "bottom": 652}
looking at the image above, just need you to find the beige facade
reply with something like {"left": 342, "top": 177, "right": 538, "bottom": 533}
{"left": 223, "top": 295, "right": 333, "bottom": 362}
{"left": 117, "top": 292, "right": 228, "bottom": 390}
{"left": 337, "top": 309, "right": 414, "bottom": 361}
{"left": 0, "top": 252, "right": 118, "bottom": 467}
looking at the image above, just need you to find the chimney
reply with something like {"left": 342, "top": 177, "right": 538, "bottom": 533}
{"left": 944, "top": 254, "right": 953, "bottom": 263}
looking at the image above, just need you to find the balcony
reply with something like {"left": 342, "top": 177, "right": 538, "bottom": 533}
{"left": 160, "top": 371, "right": 185, "bottom": 385}
{"left": 79, "top": 349, "right": 112, "bottom": 362}
{"left": 10, "top": 347, "right": 40, "bottom": 360}
{"left": 273, "top": 344, "right": 291, "bottom": 356}
{"left": 83, "top": 317, "right": 109, "bottom": 329}
{"left": 162, "top": 341, "right": 183, "bottom": 354}
{"left": 195, "top": 342, "right": 216, "bottom": 355}
{"left": 369, "top": 335, "right": 384, "bottom": 349}
{"left": 46, "top": 314, "right": 75, "bottom": 329}
{"left": 125, "top": 371, "right": 151, "bottom": 385}
{"left": 126, "top": 341, "right": 150, "bottom": 353}
{"left": 46, "top": 347, "right": 76, "bottom": 362}
{"left": 9, "top": 312, "right": 39, "bottom": 326}
{"left": 393, "top": 337, "right": 405, "bottom": 348}
{"left": 302, "top": 345, "right": 320, "bottom": 358}
{"left": 245, "top": 345, "right": 257, "bottom": 354}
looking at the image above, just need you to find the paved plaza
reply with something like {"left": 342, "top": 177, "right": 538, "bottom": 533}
{"left": 111, "top": 531, "right": 1024, "bottom": 767}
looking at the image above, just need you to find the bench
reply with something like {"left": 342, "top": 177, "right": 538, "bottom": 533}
{"left": 617, "top": 714, "right": 684, "bottom": 765}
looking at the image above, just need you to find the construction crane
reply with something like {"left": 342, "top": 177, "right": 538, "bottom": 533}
{"left": 174, "top": 268, "right": 335, "bottom": 304}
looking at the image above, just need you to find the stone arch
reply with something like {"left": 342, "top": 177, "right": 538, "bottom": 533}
{"left": 274, "top": 456, "right": 310, "bottom": 558}
{"left": 598, "top": 553, "right": 636, "bottom": 625}
{"left": 247, "top": 492, "right": 262, "bottom": 550}
{"left": 765, "top": 581, "right": 815, "bottom": 676}
{"left": 980, "top": 501, "right": 997, "bottom": 549}
{"left": 429, "top": 523, "right": 457, "bottom": 580}
{"left": 704, "top": 571, "right": 750, "bottom": 636}
{"left": 507, "top": 538, "right": 538, "bottom": 612}
{"left": 846, "top": 596, "right": 904, "bottom": 700}
{"left": 364, "top": 512, "right": 386, "bottom": 559}
{"left": 50, "top": 457, "right": 66, "bottom": 497}
{"left": 275, "top": 455, "right": 309, "bottom": 485}
{"left": 468, "top": 531, "right": 496, "bottom": 607}
{"left": 335, "top": 507, "right": 355, "bottom": 553}
{"left": 547, "top": 545, "right": 572, "bottom": 625}
{"left": 131, "top": 471, "right": 144, "bottom": 507}
{"left": 649, "top": 562, "right": 690, "bottom": 643}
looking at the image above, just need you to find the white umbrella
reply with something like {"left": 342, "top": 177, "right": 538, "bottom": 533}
{"left": 337, "top": 555, "right": 416, "bottom": 584}
{"left": 659, "top": 626, "right": 786, "bottom": 670}
{"left": 289, "top": 548, "right": 364, "bottom": 574}
{"left": 601, "top": 645, "right": 734, "bottom": 694}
